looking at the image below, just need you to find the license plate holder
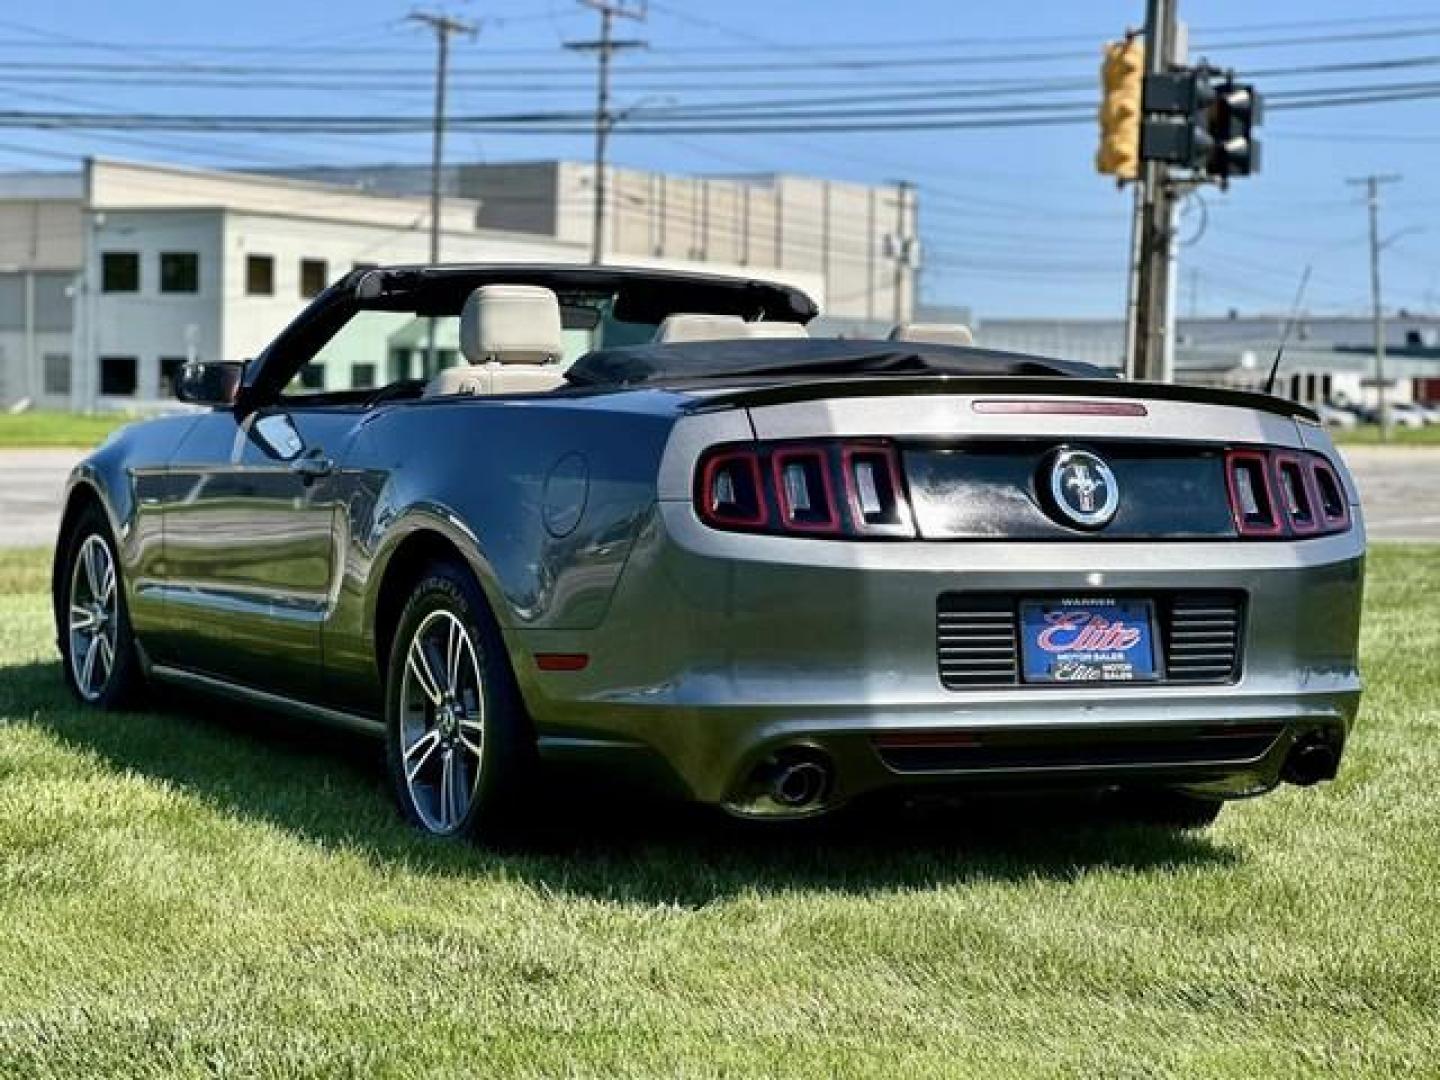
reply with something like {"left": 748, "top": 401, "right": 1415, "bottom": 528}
{"left": 1019, "top": 597, "right": 1160, "bottom": 683}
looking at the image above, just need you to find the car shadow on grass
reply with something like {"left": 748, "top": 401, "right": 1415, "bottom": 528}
{"left": 5, "top": 659, "right": 1241, "bottom": 906}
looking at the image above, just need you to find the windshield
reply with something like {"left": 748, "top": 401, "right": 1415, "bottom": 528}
{"left": 283, "top": 294, "right": 659, "bottom": 398}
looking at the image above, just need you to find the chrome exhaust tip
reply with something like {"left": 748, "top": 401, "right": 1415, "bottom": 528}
{"left": 726, "top": 748, "right": 835, "bottom": 817}
{"left": 770, "top": 760, "right": 830, "bottom": 809}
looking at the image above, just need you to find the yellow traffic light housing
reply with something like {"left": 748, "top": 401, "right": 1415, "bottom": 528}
{"left": 1097, "top": 38, "right": 1145, "bottom": 180}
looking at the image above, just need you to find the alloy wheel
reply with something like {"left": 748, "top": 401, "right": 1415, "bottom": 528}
{"left": 68, "top": 534, "right": 118, "bottom": 702}
{"left": 398, "top": 609, "right": 486, "bottom": 834}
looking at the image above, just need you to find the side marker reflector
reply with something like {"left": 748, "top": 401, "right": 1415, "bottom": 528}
{"left": 535, "top": 653, "right": 590, "bottom": 672}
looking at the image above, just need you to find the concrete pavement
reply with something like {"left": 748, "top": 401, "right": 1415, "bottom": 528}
{"left": 0, "top": 444, "right": 1436, "bottom": 550}
{"left": 1337, "top": 446, "right": 1440, "bottom": 543}
{"left": 1, "top": 449, "right": 84, "bottom": 549}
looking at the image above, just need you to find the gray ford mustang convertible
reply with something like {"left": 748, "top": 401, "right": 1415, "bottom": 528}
{"left": 54, "top": 264, "right": 1364, "bottom": 839}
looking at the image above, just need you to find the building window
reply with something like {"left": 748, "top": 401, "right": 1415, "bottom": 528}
{"left": 300, "top": 258, "right": 328, "bottom": 298}
{"left": 158, "top": 356, "right": 186, "bottom": 398}
{"left": 99, "top": 355, "right": 137, "bottom": 396}
{"left": 298, "top": 363, "right": 325, "bottom": 390}
{"left": 245, "top": 254, "right": 274, "bottom": 295}
{"left": 351, "top": 363, "right": 377, "bottom": 390}
{"left": 160, "top": 252, "right": 199, "bottom": 294}
{"left": 101, "top": 252, "right": 140, "bottom": 293}
{"left": 43, "top": 353, "right": 71, "bottom": 396}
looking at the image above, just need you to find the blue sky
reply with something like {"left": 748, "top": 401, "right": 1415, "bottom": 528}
{"left": 1, "top": 0, "right": 1437, "bottom": 318}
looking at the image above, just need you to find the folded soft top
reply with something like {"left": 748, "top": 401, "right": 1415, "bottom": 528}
{"left": 564, "top": 337, "right": 1110, "bottom": 387}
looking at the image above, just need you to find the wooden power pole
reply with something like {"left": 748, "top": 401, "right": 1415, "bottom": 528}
{"left": 409, "top": 10, "right": 476, "bottom": 374}
{"left": 1347, "top": 173, "right": 1402, "bottom": 440}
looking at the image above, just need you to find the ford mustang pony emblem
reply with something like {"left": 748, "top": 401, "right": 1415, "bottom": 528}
{"left": 1048, "top": 448, "right": 1120, "bottom": 528}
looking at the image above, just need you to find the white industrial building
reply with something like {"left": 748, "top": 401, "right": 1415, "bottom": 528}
{"left": 959, "top": 315, "right": 1440, "bottom": 408}
{"left": 271, "top": 160, "right": 918, "bottom": 325}
{"left": 4, "top": 155, "right": 1435, "bottom": 414}
{"left": 0, "top": 157, "right": 844, "bottom": 412}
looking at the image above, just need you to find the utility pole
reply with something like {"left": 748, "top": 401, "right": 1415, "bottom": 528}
{"left": 567, "top": 1, "right": 647, "bottom": 266}
{"left": 1347, "top": 173, "right": 1402, "bottom": 440}
{"left": 410, "top": 9, "right": 476, "bottom": 374}
{"left": 892, "top": 180, "right": 913, "bottom": 323}
{"left": 1129, "top": 0, "right": 1180, "bottom": 381}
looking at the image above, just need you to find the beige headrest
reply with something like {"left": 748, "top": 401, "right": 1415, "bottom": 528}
{"left": 653, "top": 313, "right": 749, "bottom": 343}
{"left": 889, "top": 322, "right": 974, "bottom": 347}
{"left": 460, "top": 284, "right": 563, "bottom": 365}
{"left": 746, "top": 322, "right": 809, "bottom": 339}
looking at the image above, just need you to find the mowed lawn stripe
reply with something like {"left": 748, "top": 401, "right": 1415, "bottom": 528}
{"left": 0, "top": 546, "right": 1436, "bottom": 1077}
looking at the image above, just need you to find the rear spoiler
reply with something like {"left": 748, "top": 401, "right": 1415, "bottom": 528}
{"left": 683, "top": 375, "right": 1319, "bottom": 423}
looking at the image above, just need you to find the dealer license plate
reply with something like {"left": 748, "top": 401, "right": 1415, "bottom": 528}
{"left": 1019, "top": 598, "right": 1159, "bottom": 683}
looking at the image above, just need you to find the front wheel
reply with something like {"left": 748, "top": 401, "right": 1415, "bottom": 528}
{"left": 383, "top": 561, "right": 534, "bottom": 841}
{"left": 58, "top": 505, "right": 145, "bottom": 709}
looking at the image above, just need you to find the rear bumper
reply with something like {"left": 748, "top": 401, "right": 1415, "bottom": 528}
{"left": 516, "top": 503, "right": 1365, "bottom": 813}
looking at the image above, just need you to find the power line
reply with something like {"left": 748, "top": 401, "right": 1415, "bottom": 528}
{"left": 1, "top": 78, "right": 1436, "bottom": 137}
{"left": 7, "top": 25, "right": 1440, "bottom": 80}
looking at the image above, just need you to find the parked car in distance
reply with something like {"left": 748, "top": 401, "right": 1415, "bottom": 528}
{"left": 1411, "top": 401, "right": 1440, "bottom": 424}
{"left": 1351, "top": 402, "right": 1426, "bottom": 428}
{"left": 1315, "top": 403, "right": 1359, "bottom": 429}
{"left": 52, "top": 263, "right": 1367, "bottom": 843}
{"left": 1387, "top": 402, "right": 1431, "bottom": 428}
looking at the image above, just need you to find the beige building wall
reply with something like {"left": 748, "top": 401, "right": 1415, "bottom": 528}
{"left": 465, "top": 161, "right": 915, "bottom": 321}
{"left": 89, "top": 158, "right": 480, "bottom": 234}
{"left": 0, "top": 200, "right": 84, "bottom": 270}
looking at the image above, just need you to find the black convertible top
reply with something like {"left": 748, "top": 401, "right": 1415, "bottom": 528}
{"left": 564, "top": 338, "right": 1109, "bottom": 387}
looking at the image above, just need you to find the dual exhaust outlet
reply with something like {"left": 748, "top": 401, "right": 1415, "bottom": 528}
{"left": 745, "top": 748, "right": 833, "bottom": 814}
{"left": 1282, "top": 734, "right": 1341, "bottom": 787}
{"left": 742, "top": 731, "right": 1337, "bottom": 815}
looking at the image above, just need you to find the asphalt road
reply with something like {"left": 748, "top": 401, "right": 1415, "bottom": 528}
{"left": 1, "top": 445, "right": 1436, "bottom": 550}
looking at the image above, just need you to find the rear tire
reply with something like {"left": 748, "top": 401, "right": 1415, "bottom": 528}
{"left": 58, "top": 504, "right": 145, "bottom": 709}
{"left": 383, "top": 560, "right": 534, "bottom": 842}
{"left": 1113, "top": 789, "right": 1224, "bottom": 829}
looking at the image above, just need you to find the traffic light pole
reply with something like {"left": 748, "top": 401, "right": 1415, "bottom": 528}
{"left": 1128, "top": 0, "right": 1179, "bottom": 382}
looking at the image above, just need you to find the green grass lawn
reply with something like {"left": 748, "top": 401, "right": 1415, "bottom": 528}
{"left": 1332, "top": 422, "right": 1440, "bottom": 446}
{"left": 0, "top": 412, "right": 136, "bottom": 449}
{"left": 0, "top": 547, "right": 1437, "bottom": 1077}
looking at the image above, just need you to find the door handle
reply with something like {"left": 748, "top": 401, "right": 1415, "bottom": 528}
{"left": 292, "top": 452, "right": 335, "bottom": 482}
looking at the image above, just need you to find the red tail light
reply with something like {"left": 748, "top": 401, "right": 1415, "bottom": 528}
{"left": 695, "top": 439, "right": 915, "bottom": 538}
{"left": 772, "top": 446, "right": 841, "bottom": 533}
{"left": 1272, "top": 452, "right": 1319, "bottom": 535}
{"left": 841, "top": 441, "right": 915, "bottom": 537}
{"left": 1225, "top": 448, "right": 1352, "bottom": 539}
{"left": 1309, "top": 457, "right": 1351, "bottom": 532}
{"left": 698, "top": 448, "right": 767, "bottom": 529}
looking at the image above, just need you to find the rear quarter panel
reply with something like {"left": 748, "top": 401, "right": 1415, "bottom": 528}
{"left": 323, "top": 392, "right": 680, "bottom": 711}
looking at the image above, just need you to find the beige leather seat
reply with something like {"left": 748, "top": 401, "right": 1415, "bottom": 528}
{"left": 888, "top": 322, "right": 974, "bottom": 347}
{"left": 653, "top": 313, "right": 749, "bottom": 343}
{"left": 653, "top": 313, "right": 810, "bottom": 343}
{"left": 746, "top": 321, "right": 809, "bottom": 339}
{"left": 423, "top": 284, "right": 567, "bottom": 397}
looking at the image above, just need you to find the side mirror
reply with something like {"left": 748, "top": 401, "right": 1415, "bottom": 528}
{"left": 176, "top": 361, "right": 245, "bottom": 407}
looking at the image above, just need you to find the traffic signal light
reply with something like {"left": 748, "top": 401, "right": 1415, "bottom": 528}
{"left": 1097, "top": 38, "right": 1144, "bottom": 180}
{"left": 1140, "top": 69, "right": 1216, "bottom": 171}
{"left": 1208, "top": 80, "right": 1262, "bottom": 178}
